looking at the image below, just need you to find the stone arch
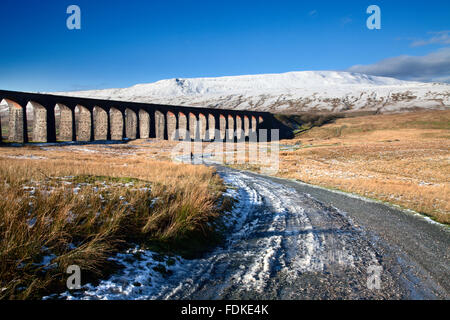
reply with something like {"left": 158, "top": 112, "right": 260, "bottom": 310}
{"left": 139, "top": 109, "right": 150, "bottom": 139}
{"left": 219, "top": 114, "right": 226, "bottom": 140}
{"left": 75, "top": 105, "right": 91, "bottom": 141}
{"left": 199, "top": 113, "right": 207, "bottom": 141}
{"left": 208, "top": 114, "right": 215, "bottom": 140}
{"left": 93, "top": 106, "right": 108, "bottom": 140}
{"left": 29, "top": 101, "right": 47, "bottom": 142}
{"left": 178, "top": 112, "right": 187, "bottom": 140}
{"left": 110, "top": 108, "right": 123, "bottom": 140}
{"left": 189, "top": 113, "right": 198, "bottom": 140}
{"left": 155, "top": 110, "right": 165, "bottom": 140}
{"left": 1, "top": 99, "right": 25, "bottom": 142}
{"left": 55, "top": 103, "right": 72, "bottom": 141}
{"left": 125, "top": 108, "right": 137, "bottom": 139}
{"left": 167, "top": 111, "right": 177, "bottom": 140}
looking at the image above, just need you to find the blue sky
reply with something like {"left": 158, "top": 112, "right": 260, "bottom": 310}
{"left": 0, "top": 0, "right": 449, "bottom": 92}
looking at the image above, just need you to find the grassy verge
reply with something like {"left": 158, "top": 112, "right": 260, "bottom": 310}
{"left": 0, "top": 151, "right": 227, "bottom": 299}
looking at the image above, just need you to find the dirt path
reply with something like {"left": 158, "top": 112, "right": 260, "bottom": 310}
{"left": 59, "top": 166, "right": 449, "bottom": 300}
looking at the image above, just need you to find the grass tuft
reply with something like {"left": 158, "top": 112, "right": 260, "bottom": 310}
{"left": 0, "top": 152, "right": 226, "bottom": 299}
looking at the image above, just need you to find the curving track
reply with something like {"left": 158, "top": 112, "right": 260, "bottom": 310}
{"left": 60, "top": 166, "right": 449, "bottom": 300}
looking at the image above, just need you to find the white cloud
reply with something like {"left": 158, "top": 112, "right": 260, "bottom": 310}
{"left": 347, "top": 47, "right": 450, "bottom": 83}
{"left": 308, "top": 10, "right": 317, "bottom": 16}
{"left": 411, "top": 31, "right": 450, "bottom": 47}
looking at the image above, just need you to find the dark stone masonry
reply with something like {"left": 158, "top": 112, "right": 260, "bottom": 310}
{"left": 0, "top": 90, "right": 275, "bottom": 143}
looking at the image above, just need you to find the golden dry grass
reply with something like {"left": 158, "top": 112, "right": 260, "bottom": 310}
{"left": 0, "top": 141, "right": 225, "bottom": 299}
{"left": 276, "top": 110, "right": 450, "bottom": 224}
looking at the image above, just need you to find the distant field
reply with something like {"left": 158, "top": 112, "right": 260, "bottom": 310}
{"left": 150, "top": 110, "right": 449, "bottom": 224}
{"left": 223, "top": 110, "right": 449, "bottom": 224}
{"left": 273, "top": 110, "right": 450, "bottom": 224}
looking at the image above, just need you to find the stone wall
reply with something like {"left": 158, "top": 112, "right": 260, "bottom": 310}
{"left": 8, "top": 104, "right": 23, "bottom": 142}
{"left": 208, "top": 114, "right": 215, "bottom": 140}
{"left": 189, "top": 113, "right": 197, "bottom": 140}
{"left": 167, "top": 112, "right": 177, "bottom": 141}
{"left": 139, "top": 109, "right": 150, "bottom": 139}
{"left": 32, "top": 103, "right": 47, "bottom": 142}
{"left": 227, "top": 115, "right": 234, "bottom": 140}
{"left": 236, "top": 116, "right": 243, "bottom": 140}
{"left": 199, "top": 114, "right": 207, "bottom": 140}
{"left": 252, "top": 116, "right": 257, "bottom": 133}
{"left": 244, "top": 116, "right": 250, "bottom": 136}
{"left": 110, "top": 108, "right": 123, "bottom": 140}
{"left": 178, "top": 113, "right": 187, "bottom": 140}
{"left": 220, "top": 115, "right": 226, "bottom": 140}
{"left": 57, "top": 104, "right": 73, "bottom": 141}
{"left": 125, "top": 108, "right": 137, "bottom": 139}
{"left": 94, "top": 107, "right": 108, "bottom": 140}
{"left": 155, "top": 111, "right": 165, "bottom": 139}
{"left": 76, "top": 106, "right": 91, "bottom": 141}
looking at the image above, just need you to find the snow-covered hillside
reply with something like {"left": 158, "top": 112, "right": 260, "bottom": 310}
{"left": 3, "top": 71, "right": 449, "bottom": 114}
{"left": 53, "top": 71, "right": 449, "bottom": 113}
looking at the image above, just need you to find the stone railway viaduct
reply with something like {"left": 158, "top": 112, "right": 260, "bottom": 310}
{"left": 0, "top": 90, "right": 275, "bottom": 144}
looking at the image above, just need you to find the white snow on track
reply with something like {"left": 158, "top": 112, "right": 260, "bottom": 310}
{"left": 53, "top": 169, "right": 375, "bottom": 300}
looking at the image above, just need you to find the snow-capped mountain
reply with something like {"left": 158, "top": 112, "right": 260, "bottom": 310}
{"left": 3, "top": 71, "right": 449, "bottom": 114}
{"left": 53, "top": 71, "right": 449, "bottom": 113}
